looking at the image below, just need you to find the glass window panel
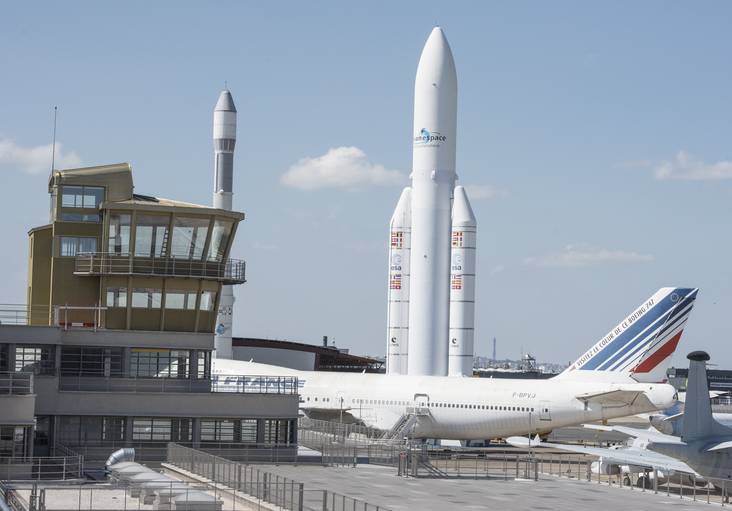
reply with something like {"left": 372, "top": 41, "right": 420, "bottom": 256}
{"left": 200, "top": 291, "right": 216, "bottom": 311}
{"left": 78, "top": 237, "right": 97, "bottom": 253}
{"left": 82, "top": 187, "right": 104, "bottom": 208}
{"left": 61, "top": 212, "right": 100, "bottom": 222}
{"left": 186, "top": 292, "right": 197, "bottom": 310}
{"left": 206, "top": 219, "right": 233, "bottom": 261}
{"left": 240, "top": 420, "right": 257, "bottom": 443}
{"left": 171, "top": 217, "right": 209, "bottom": 259}
{"left": 14, "top": 345, "right": 54, "bottom": 374}
{"left": 165, "top": 291, "right": 185, "bottom": 309}
{"left": 150, "top": 290, "right": 162, "bottom": 309}
{"left": 108, "top": 213, "right": 131, "bottom": 254}
{"left": 106, "top": 288, "right": 127, "bottom": 308}
{"left": 59, "top": 237, "right": 96, "bottom": 256}
{"left": 59, "top": 237, "right": 78, "bottom": 257}
{"left": 134, "top": 215, "right": 169, "bottom": 257}
{"left": 61, "top": 186, "right": 84, "bottom": 208}
{"left": 61, "top": 186, "right": 104, "bottom": 209}
{"left": 131, "top": 288, "right": 162, "bottom": 309}
{"left": 132, "top": 289, "right": 149, "bottom": 308}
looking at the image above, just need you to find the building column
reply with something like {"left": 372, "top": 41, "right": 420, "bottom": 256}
{"left": 192, "top": 418, "right": 201, "bottom": 448}
{"left": 54, "top": 345, "right": 62, "bottom": 375}
{"left": 124, "top": 416, "right": 134, "bottom": 447}
{"left": 123, "top": 348, "right": 131, "bottom": 377}
{"left": 26, "top": 425, "right": 34, "bottom": 458}
{"left": 190, "top": 350, "right": 199, "bottom": 380}
{"left": 7, "top": 343, "right": 16, "bottom": 372}
{"left": 256, "top": 419, "right": 266, "bottom": 445}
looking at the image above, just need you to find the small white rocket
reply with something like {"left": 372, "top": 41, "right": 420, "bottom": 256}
{"left": 213, "top": 89, "right": 237, "bottom": 359}
{"left": 385, "top": 27, "right": 477, "bottom": 377}
{"left": 448, "top": 186, "right": 477, "bottom": 376}
{"left": 386, "top": 187, "right": 412, "bottom": 375}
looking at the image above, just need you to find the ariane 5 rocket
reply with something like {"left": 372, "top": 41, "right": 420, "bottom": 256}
{"left": 213, "top": 89, "right": 237, "bottom": 359}
{"left": 386, "top": 27, "right": 477, "bottom": 377}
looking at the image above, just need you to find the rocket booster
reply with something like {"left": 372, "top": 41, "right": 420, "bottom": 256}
{"left": 386, "top": 187, "right": 412, "bottom": 375}
{"left": 213, "top": 90, "right": 237, "bottom": 359}
{"left": 448, "top": 186, "right": 477, "bottom": 377}
{"left": 407, "top": 27, "right": 458, "bottom": 377}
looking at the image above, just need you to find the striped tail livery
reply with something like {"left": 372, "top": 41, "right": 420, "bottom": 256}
{"left": 558, "top": 287, "right": 698, "bottom": 383}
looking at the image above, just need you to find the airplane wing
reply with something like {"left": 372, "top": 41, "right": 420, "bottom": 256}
{"left": 611, "top": 425, "right": 683, "bottom": 444}
{"left": 506, "top": 436, "right": 695, "bottom": 474}
{"left": 706, "top": 440, "right": 732, "bottom": 452}
{"left": 575, "top": 390, "right": 646, "bottom": 407}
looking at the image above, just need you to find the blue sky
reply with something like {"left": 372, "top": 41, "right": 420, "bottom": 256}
{"left": 1, "top": 2, "right": 731, "bottom": 368}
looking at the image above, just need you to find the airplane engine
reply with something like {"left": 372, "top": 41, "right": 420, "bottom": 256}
{"left": 591, "top": 459, "right": 620, "bottom": 475}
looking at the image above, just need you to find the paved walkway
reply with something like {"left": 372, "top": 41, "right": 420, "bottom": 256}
{"left": 254, "top": 463, "right": 713, "bottom": 511}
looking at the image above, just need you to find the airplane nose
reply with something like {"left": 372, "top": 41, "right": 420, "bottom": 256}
{"left": 648, "top": 384, "right": 677, "bottom": 409}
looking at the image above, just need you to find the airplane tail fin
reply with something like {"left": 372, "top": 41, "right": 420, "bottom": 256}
{"left": 682, "top": 351, "right": 732, "bottom": 442}
{"left": 557, "top": 288, "right": 698, "bottom": 382}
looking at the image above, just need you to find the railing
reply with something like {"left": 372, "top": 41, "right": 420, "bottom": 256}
{"left": 57, "top": 374, "right": 298, "bottom": 394}
{"left": 53, "top": 305, "right": 106, "bottom": 331}
{"left": 0, "top": 304, "right": 34, "bottom": 326}
{"left": 298, "top": 417, "right": 384, "bottom": 443}
{"left": 166, "top": 443, "right": 389, "bottom": 511}
{"left": 57, "top": 441, "right": 297, "bottom": 469}
{"left": 212, "top": 374, "right": 299, "bottom": 394}
{"left": 0, "top": 454, "right": 83, "bottom": 481}
{"left": 74, "top": 252, "right": 246, "bottom": 284}
{"left": 0, "top": 303, "right": 106, "bottom": 330}
{"left": 0, "top": 372, "right": 34, "bottom": 395}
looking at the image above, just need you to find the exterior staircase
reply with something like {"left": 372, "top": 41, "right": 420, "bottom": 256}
{"left": 381, "top": 406, "right": 430, "bottom": 442}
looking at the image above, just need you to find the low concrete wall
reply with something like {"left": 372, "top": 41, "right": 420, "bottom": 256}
{"left": 0, "top": 394, "right": 36, "bottom": 424}
{"left": 34, "top": 377, "right": 298, "bottom": 418}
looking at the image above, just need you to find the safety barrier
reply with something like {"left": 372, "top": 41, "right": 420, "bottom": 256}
{"left": 166, "top": 443, "right": 389, "bottom": 510}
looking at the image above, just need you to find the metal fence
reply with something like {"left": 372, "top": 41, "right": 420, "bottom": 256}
{"left": 0, "top": 372, "right": 33, "bottom": 395}
{"left": 297, "top": 418, "right": 732, "bottom": 507}
{"left": 298, "top": 418, "right": 384, "bottom": 443}
{"left": 166, "top": 443, "right": 389, "bottom": 511}
{"left": 536, "top": 450, "right": 732, "bottom": 506}
{"left": 57, "top": 441, "right": 298, "bottom": 469}
{"left": 74, "top": 252, "right": 246, "bottom": 285}
{"left": 57, "top": 374, "right": 298, "bottom": 394}
{"left": 0, "top": 455, "right": 83, "bottom": 481}
{"left": 0, "top": 303, "right": 106, "bottom": 330}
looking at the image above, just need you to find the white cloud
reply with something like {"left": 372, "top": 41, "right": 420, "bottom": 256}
{"left": 281, "top": 146, "right": 406, "bottom": 191}
{"left": 464, "top": 184, "right": 508, "bottom": 200}
{"left": 489, "top": 264, "right": 505, "bottom": 275}
{"left": 654, "top": 151, "right": 732, "bottom": 181}
{"left": 0, "top": 138, "right": 81, "bottom": 175}
{"left": 524, "top": 243, "right": 654, "bottom": 268}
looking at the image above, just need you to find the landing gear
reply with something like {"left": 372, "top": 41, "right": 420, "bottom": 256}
{"left": 636, "top": 475, "right": 652, "bottom": 489}
{"left": 623, "top": 475, "right": 632, "bottom": 487}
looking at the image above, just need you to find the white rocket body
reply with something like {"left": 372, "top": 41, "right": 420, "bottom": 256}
{"left": 448, "top": 186, "right": 477, "bottom": 377}
{"left": 407, "top": 27, "right": 458, "bottom": 377}
{"left": 386, "top": 187, "right": 412, "bottom": 375}
{"left": 213, "top": 90, "right": 237, "bottom": 359}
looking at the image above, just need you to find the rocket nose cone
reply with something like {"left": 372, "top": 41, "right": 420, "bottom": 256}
{"left": 416, "top": 26, "right": 457, "bottom": 86}
{"left": 452, "top": 186, "right": 477, "bottom": 227}
{"left": 215, "top": 90, "right": 237, "bottom": 113}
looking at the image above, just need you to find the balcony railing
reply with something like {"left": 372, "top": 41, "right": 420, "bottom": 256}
{"left": 0, "top": 304, "right": 106, "bottom": 330}
{"left": 74, "top": 252, "right": 246, "bottom": 284}
{"left": 58, "top": 374, "right": 298, "bottom": 394}
{"left": 0, "top": 372, "right": 34, "bottom": 395}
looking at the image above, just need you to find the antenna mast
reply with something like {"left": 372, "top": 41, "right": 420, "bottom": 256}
{"left": 50, "top": 106, "right": 58, "bottom": 174}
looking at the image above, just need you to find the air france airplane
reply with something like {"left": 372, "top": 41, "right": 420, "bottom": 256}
{"left": 215, "top": 287, "right": 698, "bottom": 440}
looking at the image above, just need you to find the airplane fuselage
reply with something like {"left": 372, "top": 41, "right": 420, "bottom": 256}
{"left": 214, "top": 361, "right": 676, "bottom": 440}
